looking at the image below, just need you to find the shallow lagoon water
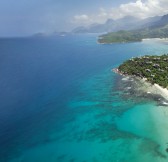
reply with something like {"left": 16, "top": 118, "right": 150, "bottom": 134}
{"left": 1, "top": 35, "right": 168, "bottom": 161}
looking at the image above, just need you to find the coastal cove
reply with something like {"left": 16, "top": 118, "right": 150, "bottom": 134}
{"left": 1, "top": 34, "right": 168, "bottom": 162}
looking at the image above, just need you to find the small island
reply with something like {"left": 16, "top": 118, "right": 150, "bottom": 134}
{"left": 115, "top": 54, "right": 168, "bottom": 88}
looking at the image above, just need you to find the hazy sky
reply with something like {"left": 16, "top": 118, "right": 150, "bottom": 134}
{"left": 0, "top": 0, "right": 168, "bottom": 36}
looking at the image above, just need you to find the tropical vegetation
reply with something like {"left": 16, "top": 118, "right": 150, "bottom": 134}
{"left": 118, "top": 55, "right": 168, "bottom": 88}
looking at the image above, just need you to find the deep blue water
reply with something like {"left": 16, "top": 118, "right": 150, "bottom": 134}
{"left": 1, "top": 34, "right": 168, "bottom": 162}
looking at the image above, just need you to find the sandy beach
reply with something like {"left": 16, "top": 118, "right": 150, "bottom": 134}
{"left": 153, "top": 84, "right": 168, "bottom": 100}
{"left": 138, "top": 78, "right": 168, "bottom": 101}
{"left": 142, "top": 38, "right": 168, "bottom": 43}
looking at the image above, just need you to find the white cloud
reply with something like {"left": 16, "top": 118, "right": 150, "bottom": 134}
{"left": 74, "top": 14, "right": 89, "bottom": 21}
{"left": 117, "top": 0, "right": 167, "bottom": 19}
{"left": 108, "top": 0, "right": 168, "bottom": 19}
{"left": 72, "top": 14, "right": 93, "bottom": 26}
{"left": 72, "top": 0, "right": 168, "bottom": 26}
{"left": 72, "top": 9, "right": 109, "bottom": 26}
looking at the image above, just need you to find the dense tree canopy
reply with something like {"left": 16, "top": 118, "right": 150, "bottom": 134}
{"left": 118, "top": 55, "right": 168, "bottom": 88}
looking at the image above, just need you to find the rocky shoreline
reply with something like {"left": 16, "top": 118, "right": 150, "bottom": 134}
{"left": 113, "top": 68, "right": 168, "bottom": 104}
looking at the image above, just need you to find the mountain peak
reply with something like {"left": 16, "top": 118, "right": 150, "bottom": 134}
{"left": 72, "top": 14, "right": 168, "bottom": 33}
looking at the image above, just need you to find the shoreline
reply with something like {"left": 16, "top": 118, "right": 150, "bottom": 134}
{"left": 113, "top": 68, "right": 168, "bottom": 101}
{"left": 98, "top": 37, "right": 168, "bottom": 44}
{"left": 97, "top": 40, "right": 142, "bottom": 45}
{"left": 153, "top": 84, "right": 168, "bottom": 100}
{"left": 142, "top": 38, "right": 168, "bottom": 43}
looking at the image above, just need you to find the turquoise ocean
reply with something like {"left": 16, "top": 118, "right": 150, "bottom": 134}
{"left": 1, "top": 34, "right": 168, "bottom": 162}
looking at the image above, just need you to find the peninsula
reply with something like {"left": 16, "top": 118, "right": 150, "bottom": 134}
{"left": 98, "top": 14, "right": 168, "bottom": 44}
{"left": 116, "top": 55, "right": 168, "bottom": 88}
{"left": 98, "top": 27, "right": 168, "bottom": 44}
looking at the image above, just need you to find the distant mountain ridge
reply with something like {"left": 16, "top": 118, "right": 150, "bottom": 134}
{"left": 72, "top": 15, "right": 162, "bottom": 33}
{"left": 149, "top": 14, "right": 168, "bottom": 29}
{"left": 98, "top": 14, "right": 168, "bottom": 44}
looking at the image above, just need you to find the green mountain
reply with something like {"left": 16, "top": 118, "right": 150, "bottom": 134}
{"left": 98, "top": 14, "right": 168, "bottom": 44}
